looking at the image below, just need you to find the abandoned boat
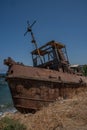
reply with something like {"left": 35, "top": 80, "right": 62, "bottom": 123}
{"left": 4, "top": 21, "right": 87, "bottom": 113}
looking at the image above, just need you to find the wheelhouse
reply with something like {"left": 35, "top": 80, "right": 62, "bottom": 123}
{"left": 31, "top": 40, "right": 69, "bottom": 71}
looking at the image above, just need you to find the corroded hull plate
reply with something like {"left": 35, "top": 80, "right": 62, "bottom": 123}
{"left": 7, "top": 77, "right": 86, "bottom": 113}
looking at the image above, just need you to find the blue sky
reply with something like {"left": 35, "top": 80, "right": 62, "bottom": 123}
{"left": 0, "top": 0, "right": 87, "bottom": 72}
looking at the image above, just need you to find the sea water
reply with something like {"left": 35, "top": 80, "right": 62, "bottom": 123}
{"left": 0, "top": 74, "right": 17, "bottom": 115}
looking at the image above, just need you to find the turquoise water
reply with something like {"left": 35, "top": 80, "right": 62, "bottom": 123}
{"left": 0, "top": 83, "right": 12, "bottom": 105}
{"left": 0, "top": 75, "right": 15, "bottom": 113}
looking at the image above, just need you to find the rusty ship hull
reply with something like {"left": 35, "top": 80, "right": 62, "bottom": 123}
{"left": 4, "top": 22, "right": 87, "bottom": 113}
{"left": 5, "top": 63, "right": 87, "bottom": 113}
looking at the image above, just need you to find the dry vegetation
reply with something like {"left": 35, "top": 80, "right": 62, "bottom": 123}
{"left": 1, "top": 88, "right": 87, "bottom": 130}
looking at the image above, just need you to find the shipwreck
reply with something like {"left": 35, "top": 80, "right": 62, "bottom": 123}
{"left": 4, "top": 21, "right": 87, "bottom": 113}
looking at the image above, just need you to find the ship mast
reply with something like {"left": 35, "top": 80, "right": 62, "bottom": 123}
{"left": 24, "top": 20, "right": 43, "bottom": 64}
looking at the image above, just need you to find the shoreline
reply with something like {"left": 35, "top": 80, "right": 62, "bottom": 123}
{"left": 0, "top": 108, "right": 18, "bottom": 119}
{"left": 0, "top": 104, "right": 17, "bottom": 118}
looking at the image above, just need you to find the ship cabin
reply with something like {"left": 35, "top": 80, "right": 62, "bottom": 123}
{"left": 31, "top": 40, "right": 69, "bottom": 72}
{"left": 70, "top": 64, "right": 83, "bottom": 76}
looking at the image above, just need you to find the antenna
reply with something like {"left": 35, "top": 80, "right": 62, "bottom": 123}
{"left": 24, "top": 20, "right": 37, "bottom": 48}
{"left": 24, "top": 20, "right": 43, "bottom": 64}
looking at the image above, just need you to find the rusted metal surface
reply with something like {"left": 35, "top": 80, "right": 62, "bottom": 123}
{"left": 4, "top": 39, "right": 87, "bottom": 113}
{"left": 5, "top": 74, "right": 87, "bottom": 113}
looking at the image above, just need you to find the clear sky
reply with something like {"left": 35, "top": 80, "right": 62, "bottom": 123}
{"left": 0, "top": 0, "right": 87, "bottom": 73}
